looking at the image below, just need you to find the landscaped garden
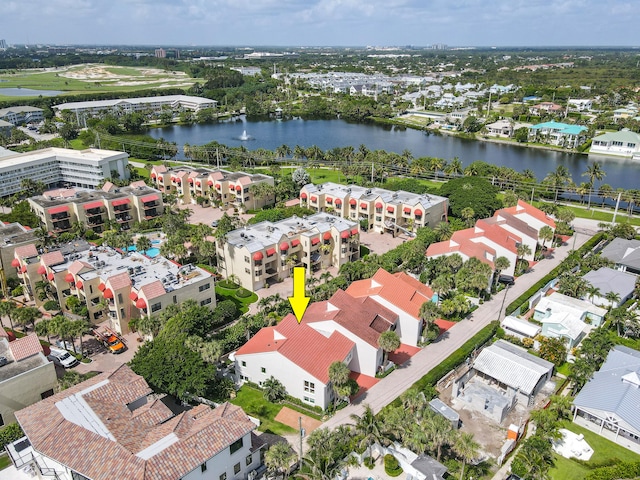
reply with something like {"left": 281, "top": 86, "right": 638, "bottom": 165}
{"left": 216, "top": 279, "right": 258, "bottom": 315}
{"left": 229, "top": 385, "right": 297, "bottom": 435}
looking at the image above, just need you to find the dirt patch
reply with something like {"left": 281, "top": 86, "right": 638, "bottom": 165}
{"left": 274, "top": 406, "right": 322, "bottom": 433}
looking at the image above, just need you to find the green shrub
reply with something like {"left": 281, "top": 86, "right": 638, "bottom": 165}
{"left": 218, "top": 280, "right": 239, "bottom": 289}
{"left": 236, "top": 288, "right": 252, "bottom": 298}
{"left": 586, "top": 461, "right": 640, "bottom": 480}
{"left": 43, "top": 300, "right": 60, "bottom": 311}
{"left": 0, "top": 423, "right": 24, "bottom": 449}
{"left": 384, "top": 454, "right": 403, "bottom": 477}
{"left": 364, "top": 457, "right": 375, "bottom": 469}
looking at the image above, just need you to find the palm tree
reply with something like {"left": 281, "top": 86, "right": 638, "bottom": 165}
{"left": 582, "top": 162, "right": 605, "bottom": 209}
{"left": 598, "top": 183, "right": 614, "bottom": 208}
{"left": 35, "top": 318, "right": 53, "bottom": 343}
{"left": 435, "top": 222, "right": 453, "bottom": 241}
{"left": 604, "top": 291, "right": 621, "bottom": 310}
{"left": 136, "top": 236, "right": 153, "bottom": 255}
{"left": 539, "top": 225, "right": 554, "bottom": 250}
{"left": 430, "top": 274, "right": 453, "bottom": 305}
{"left": 328, "top": 361, "right": 351, "bottom": 406}
{"left": 453, "top": 432, "right": 480, "bottom": 480}
{"left": 0, "top": 300, "right": 17, "bottom": 330}
{"left": 444, "top": 157, "right": 463, "bottom": 178}
{"left": 544, "top": 165, "right": 572, "bottom": 204}
{"left": 424, "top": 411, "right": 453, "bottom": 461}
{"left": 350, "top": 405, "right": 384, "bottom": 455}
{"left": 15, "top": 306, "right": 42, "bottom": 333}
{"left": 418, "top": 301, "right": 439, "bottom": 336}
{"left": 585, "top": 284, "right": 601, "bottom": 305}
{"left": 378, "top": 330, "right": 400, "bottom": 368}
{"left": 516, "top": 243, "right": 532, "bottom": 262}
{"left": 460, "top": 207, "right": 475, "bottom": 227}
{"left": 262, "top": 376, "right": 287, "bottom": 403}
{"left": 493, "top": 256, "right": 511, "bottom": 287}
{"left": 265, "top": 442, "right": 296, "bottom": 480}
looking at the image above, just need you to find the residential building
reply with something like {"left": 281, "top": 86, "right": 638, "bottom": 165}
{"left": 485, "top": 119, "right": 514, "bottom": 138}
{"left": 573, "top": 346, "right": 640, "bottom": 453}
{"left": 567, "top": 99, "right": 593, "bottom": 113}
{"left": 9, "top": 364, "right": 264, "bottom": 480}
{"left": 0, "top": 106, "right": 44, "bottom": 126}
{"left": 582, "top": 267, "right": 636, "bottom": 308}
{"left": 0, "top": 147, "right": 129, "bottom": 198}
{"left": 54, "top": 95, "right": 217, "bottom": 117}
{"left": 452, "top": 340, "right": 554, "bottom": 420}
{"left": 0, "top": 120, "right": 12, "bottom": 137}
{"left": 150, "top": 166, "right": 274, "bottom": 209}
{"left": 601, "top": 238, "right": 640, "bottom": 275}
{"left": 0, "top": 330, "right": 57, "bottom": 425}
{"left": 613, "top": 107, "right": 638, "bottom": 123}
{"left": 528, "top": 102, "right": 563, "bottom": 116}
{"left": 217, "top": 213, "right": 359, "bottom": 291}
{"left": 346, "top": 268, "right": 435, "bottom": 347}
{"left": 154, "top": 48, "right": 166, "bottom": 58}
{"left": 28, "top": 183, "right": 163, "bottom": 235}
{"left": 0, "top": 222, "right": 37, "bottom": 280}
{"left": 498, "top": 200, "right": 557, "bottom": 239}
{"left": 234, "top": 314, "right": 355, "bottom": 409}
{"left": 14, "top": 242, "right": 215, "bottom": 334}
{"left": 534, "top": 292, "right": 607, "bottom": 350}
{"left": 528, "top": 121, "right": 587, "bottom": 148}
{"left": 589, "top": 129, "right": 640, "bottom": 158}
{"left": 300, "top": 182, "right": 448, "bottom": 236}
{"left": 500, "top": 315, "right": 541, "bottom": 341}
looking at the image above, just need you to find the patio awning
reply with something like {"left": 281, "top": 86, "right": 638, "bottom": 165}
{"left": 141, "top": 195, "right": 159, "bottom": 203}
{"left": 48, "top": 205, "right": 69, "bottom": 215}
{"left": 111, "top": 198, "right": 130, "bottom": 207}
{"left": 83, "top": 201, "right": 104, "bottom": 210}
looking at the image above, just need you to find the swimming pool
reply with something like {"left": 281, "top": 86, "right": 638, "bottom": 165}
{"left": 127, "top": 245, "right": 161, "bottom": 258}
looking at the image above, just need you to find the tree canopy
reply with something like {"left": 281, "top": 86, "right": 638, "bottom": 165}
{"left": 439, "top": 176, "right": 502, "bottom": 219}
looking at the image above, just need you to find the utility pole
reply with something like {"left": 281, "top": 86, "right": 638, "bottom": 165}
{"left": 612, "top": 191, "right": 622, "bottom": 224}
{"left": 498, "top": 283, "right": 510, "bottom": 322}
{"left": 299, "top": 416, "right": 304, "bottom": 469}
{"left": 371, "top": 162, "right": 374, "bottom": 183}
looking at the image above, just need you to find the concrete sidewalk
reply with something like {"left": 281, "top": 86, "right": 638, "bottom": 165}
{"left": 322, "top": 228, "right": 593, "bottom": 430}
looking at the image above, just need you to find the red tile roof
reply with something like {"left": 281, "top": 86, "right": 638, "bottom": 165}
{"left": 152, "top": 165, "right": 167, "bottom": 173}
{"left": 140, "top": 280, "right": 166, "bottom": 300}
{"left": 108, "top": 272, "right": 132, "bottom": 291}
{"left": 500, "top": 200, "right": 556, "bottom": 229}
{"left": 68, "top": 260, "right": 93, "bottom": 276}
{"left": 236, "top": 314, "right": 354, "bottom": 383}
{"left": 101, "top": 181, "right": 115, "bottom": 192}
{"left": 15, "top": 365, "right": 257, "bottom": 480}
{"left": 14, "top": 244, "right": 38, "bottom": 259}
{"left": 40, "top": 250, "right": 65, "bottom": 267}
{"left": 9, "top": 334, "right": 43, "bottom": 361}
{"left": 211, "top": 171, "right": 224, "bottom": 180}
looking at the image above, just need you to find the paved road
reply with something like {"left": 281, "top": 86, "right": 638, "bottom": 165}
{"left": 322, "top": 226, "right": 595, "bottom": 430}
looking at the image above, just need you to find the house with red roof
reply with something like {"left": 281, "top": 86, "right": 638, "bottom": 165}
{"left": 0, "top": 329, "right": 57, "bottom": 425}
{"left": 498, "top": 200, "right": 556, "bottom": 237}
{"left": 234, "top": 314, "right": 355, "bottom": 409}
{"left": 346, "top": 268, "right": 434, "bottom": 347}
{"left": 9, "top": 364, "right": 265, "bottom": 480}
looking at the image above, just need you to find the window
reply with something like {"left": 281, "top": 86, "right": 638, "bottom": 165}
{"left": 200, "top": 298, "right": 212, "bottom": 306}
{"left": 220, "top": 474, "right": 227, "bottom": 480}
{"left": 246, "top": 455, "right": 253, "bottom": 466}
{"left": 173, "top": 295, "right": 177, "bottom": 304}
{"left": 261, "top": 367, "right": 266, "bottom": 374}
{"left": 234, "top": 463, "right": 241, "bottom": 475}
{"left": 151, "top": 302, "right": 162, "bottom": 313}
{"left": 199, "top": 283, "right": 211, "bottom": 292}
{"left": 230, "top": 438, "right": 244, "bottom": 454}
{"left": 375, "top": 216, "right": 382, "bottom": 222}
{"left": 303, "top": 396, "right": 315, "bottom": 404}
{"left": 118, "top": 293, "right": 123, "bottom": 303}
{"left": 41, "top": 389, "right": 54, "bottom": 399}
{"left": 242, "top": 361, "right": 246, "bottom": 367}
{"left": 245, "top": 256, "right": 250, "bottom": 263}
{"left": 255, "top": 270, "right": 262, "bottom": 277}
{"left": 245, "top": 268, "right": 251, "bottom": 274}
{"left": 304, "top": 381, "right": 315, "bottom": 393}
{"left": 201, "top": 463, "right": 207, "bottom": 473}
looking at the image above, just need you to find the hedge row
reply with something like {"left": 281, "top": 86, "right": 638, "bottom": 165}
{"left": 389, "top": 321, "right": 499, "bottom": 408}
{"left": 505, "top": 232, "right": 605, "bottom": 316}
{"left": 586, "top": 461, "right": 640, "bottom": 480}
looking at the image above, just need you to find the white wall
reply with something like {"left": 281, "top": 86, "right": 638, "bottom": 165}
{"left": 371, "top": 295, "right": 421, "bottom": 347}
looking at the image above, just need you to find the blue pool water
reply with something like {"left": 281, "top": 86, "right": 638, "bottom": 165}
{"left": 127, "top": 245, "right": 161, "bottom": 258}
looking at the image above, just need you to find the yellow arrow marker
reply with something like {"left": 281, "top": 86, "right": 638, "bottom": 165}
{"left": 288, "top": 267, "right": 310, "bottom": 324}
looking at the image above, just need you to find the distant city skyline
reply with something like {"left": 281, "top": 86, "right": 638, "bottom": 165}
{"left": 3, "top": 0, "right": 640, "bottom": 48}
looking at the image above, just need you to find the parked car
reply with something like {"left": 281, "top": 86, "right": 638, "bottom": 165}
{"left": 211, "top": 220, "right": 219, "bottom": 228}
{"left": 94, "top": 328, "right": 126, "bottom": 354}
{"left": 55, "top": 339, "right": 75, "bottom": 351}
{"left": 498, "top": 274, "right": 515, "bottom": 286}
{"left": 48, "top": 347, "right": 79, "bottom": 368}
{"left": 0, "top": 356, "right": 8, "bottom": 367}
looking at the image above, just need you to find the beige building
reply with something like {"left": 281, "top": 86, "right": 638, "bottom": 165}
{"left": 300, "top": 182, "right": 448, "bottom": 236}
{"left": 14, "top": 242, "right": 215, "bottom": 334}
{"left": 1, "top": 222, "right": 38, "bottom": 282}
{"left": 0, "top": 330, "right": 57, "bottom": 425}
{"left": 218, "top": 213, "right": 359, "bottom": 291}
{"left": 150, "top": 166, "right": 274, "bottom": 210}
{"left": 28, "top": 182, "right": 163, "bottom": 235}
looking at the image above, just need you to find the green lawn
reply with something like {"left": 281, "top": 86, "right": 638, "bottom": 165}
{"left": 549, "top": 421, "right": 640, "bottom": 480}
{"left": 532, "top": 201, "right": 640, "bottom": 226}
{"left": 215, "top": 285, "right": 258, "bottom": 315}
{"left": 229, "top": 385, "right": 296, "bottom": 435}
{"left": 556, "top": 362, "right": 571, "bottom": 377}
{"left": 0, "top": 454, "right": 11, "bottom": 470}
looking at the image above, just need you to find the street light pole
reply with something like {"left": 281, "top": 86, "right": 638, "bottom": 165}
{"left": 498, "top": 283, "right": 511, "bottom": 322}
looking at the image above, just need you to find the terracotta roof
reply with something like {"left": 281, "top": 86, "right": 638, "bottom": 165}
{"left": 501, "top": 200, "right": 556, "bottom": 229}
{"left": 490, "top": 211, "right": 539, "bottom": 240}
{"left": 304, "top": 289, "right": 397, "bottom": 347}
{"left": 68, "top": 260, "right": 93, "bottom": 276}
{"left": 107, "top": 272, "right": 132, "bottom": 291}
{"left": 9, "top": 334, "right": 43, "bottom": 361}
{"left": 101, "top": 181, "right": 115, "bottom": 192}
{"left": 236, "top": 315, "right": 354, "bottom": 384}
{"left": 152, "top": 165, "right": 167, "bottom": 173}
{"left": 474, "top": 219, "right": 521, "bottom": 253}
{"left": 426, "top": 238, "right": 496, "bottom": 269}
{"left": 130, "top": 180, "right": 147, "bottom": 188}
{"left": 238, "top": 176, "right": 252, "bottom": 186}
{"left": 14, "top": 244, "right": 38, "bottom": 259}
{"left": 176, "top": 171, "right": 188, "bottom": 178}
{"left": 211, "top": 171, "right": 224, "bottom": 180}
{"left": 40, "top": 250, "right": 65, "bottom": 267}
{"left": 140, "top": 280, "right": 166, "bottom": 300}
{"left": 188, "top": 171, "right": 199, "bottom": 179}
{"left": 15, "top": 365, "right": 257, "bottom": 480}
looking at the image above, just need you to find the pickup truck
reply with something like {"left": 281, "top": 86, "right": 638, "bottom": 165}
{"left": 94, "top": 328, "right": 126, "bottom": 354}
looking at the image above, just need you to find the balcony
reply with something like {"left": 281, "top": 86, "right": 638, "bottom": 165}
{"left": 51, "top": 212, "right": 70, "bottom": 221}
{"left": 88, "top": 217, "right": 104, "bottom": 226}
{"left": 143, "top": 201, "right": 158, "bottom": 208}
{"left": 86, "top": 208, "right": 103, "bottom": 217}
{"left": 113, "top": 205, "right": 131, "bottom": 212}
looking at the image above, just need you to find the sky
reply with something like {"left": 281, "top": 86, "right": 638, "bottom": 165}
{"left": 3, "top": 0, "right": 640, "bottom": 47}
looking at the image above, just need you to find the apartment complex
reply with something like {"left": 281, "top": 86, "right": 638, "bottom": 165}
{"left": 0, "top": 222, "right": 37, "bottom": 280}
{"left": 0, "top": 106, "right": 44, "bottom": 125}
{"left": 0, "top": 147, "right": 129, "bottom": 198}
{"left": 217, "top": 213, "right": 359, "bottom": 291}
{"left": 300, "top": 182, "right": 448, "bottom": 236}
{"left": 28, "top": 182, "right": 163, "bottom": 235}
{"left": 13, "top": 242, "right": 215, "bottom": 334}
{"left": 54, "top": 95, "right": 217, "bottom": 117}
{"left": 0, "top": 330, "right": 57, "bottom": 425}
{"left": 9, "top": 365, "right": 264, "bottom": 480}
{"left": 150, "top": 165, "right": 274, "bottom": 209}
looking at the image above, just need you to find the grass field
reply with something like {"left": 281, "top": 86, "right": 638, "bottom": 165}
{"left": 229, "top": 385, "right": 296, "bottom": 435}
{"left": 549, "top": 421, "right": 640, "bottom": 480}
{"left": 0, "top": 64, "right": 201, "bottom": 100}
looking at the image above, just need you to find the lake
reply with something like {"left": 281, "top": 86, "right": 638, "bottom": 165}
{"left": 0, "top": 87, "right": 64, "bottom": 97}
{"left": 148, "top": 118, "right": 640, "bottom": 190}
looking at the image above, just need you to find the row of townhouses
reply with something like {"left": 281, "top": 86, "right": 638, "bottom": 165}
{"left": 0, "top": 106, "right": 44, "bottom": 125}
{"left": 0, "top": 147, "right": 129, "bottom": 198}
{"left": 13, "top": 240, "right": 215, "bottom": 334}
{"left": 299, "top": 182, "right": 449, "bottom": 236}
{"left": 150, "top": 166, "right": 274, "bottom": 209}
{"left": 427, "top": 200, "right": 556, "bottom": 278}
{"left": 234, "top": 267, "right": 436, "bottom": 409}
{"left": 217, "top": 213, "right": 359, "bottom": 291}
{"left": 28, "top": 182, "right": 164, "bottom": 234}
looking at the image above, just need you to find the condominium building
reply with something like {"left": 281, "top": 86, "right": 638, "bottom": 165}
{"left": 0, "top": 147, "right": 129, "bottom": 198}
{"left": 0, "top": 330, "right": 57, "bottom": 425}
{"left": 0, "top": 106, "right": 44, "bottom": 125}
{"left": 0, "top": 222, "right": 38, "bottom": 280}
{"left": 13, "top": 242, "right": 215, "bottom": 334}
{"left": 300, "top": 182, "right": 449, "bottom": 235}
{"left": 217, "top": 213, "right": 359, "bottom": 291}
{"left": 9, "top": 364, "right": 264, "bottom": 480}
{"left": 28, "top": 182, "right": 163, "bottom": 235}
{"left": 151, "top": 166, "right": 274, "bottom": 209}
{"left": 54, "top": 95, "right": 218, "bottom": 117}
